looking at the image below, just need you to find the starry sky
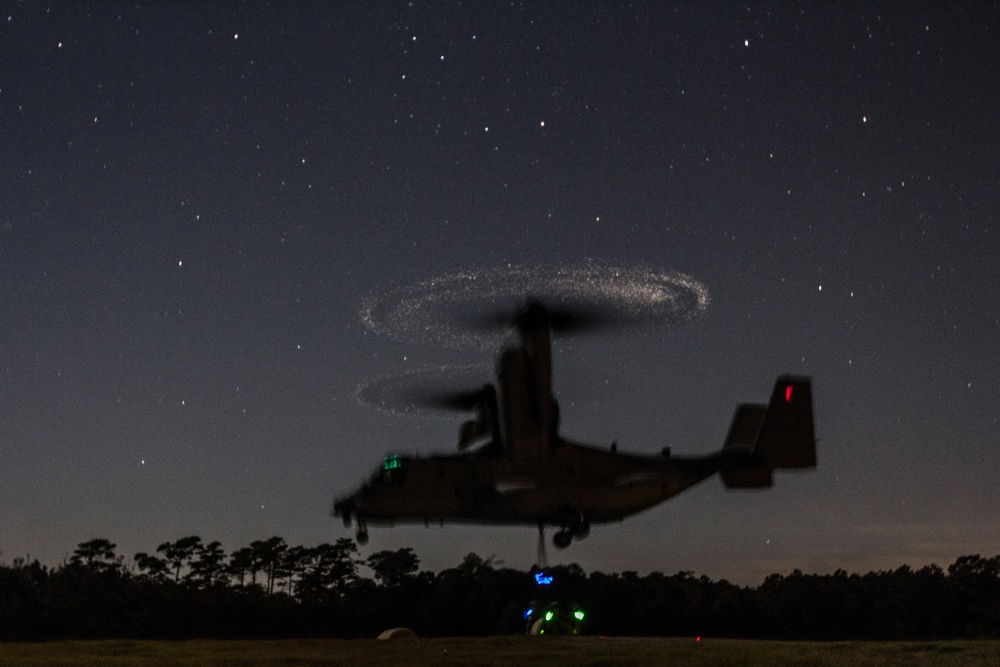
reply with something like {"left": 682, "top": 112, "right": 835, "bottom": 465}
{"left": 2, "top": 2, "right": 998, "bottom": 585}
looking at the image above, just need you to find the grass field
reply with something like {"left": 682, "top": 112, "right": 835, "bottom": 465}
{"left": 3, "top": 637, "right": 1000, "bottom": 666}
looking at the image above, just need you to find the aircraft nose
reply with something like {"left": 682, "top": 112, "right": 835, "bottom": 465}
{"left": 333, "top": 495, "right": 353, "bottom": 517}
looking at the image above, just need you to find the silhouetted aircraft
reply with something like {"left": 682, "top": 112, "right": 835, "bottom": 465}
{"left": 334, "top": 300, "right": 816, "bottom": 549}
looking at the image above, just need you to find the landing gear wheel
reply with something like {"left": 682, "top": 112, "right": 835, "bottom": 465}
{"left": 355, "top": 520, "right": 369, "bottom": 546}
{"left": 553, "top": 530, "right": 572, "bottom": 549}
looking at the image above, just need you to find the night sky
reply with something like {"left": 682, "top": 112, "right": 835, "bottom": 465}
{"left": 2, "top": 2, "right": 998, "bottom": 584}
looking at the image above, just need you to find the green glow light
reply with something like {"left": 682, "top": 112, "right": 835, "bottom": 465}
{"left": 544, "top": 611, "right": 554, "bottom": 622}
{"left": 382, "top": 455, "right": 403, "bottom": 471}
{"left": 573, "top": 610, "right": 585, "bottom": 621}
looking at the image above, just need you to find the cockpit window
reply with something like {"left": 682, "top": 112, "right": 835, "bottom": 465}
{"left": 381, "top": 454, "right": 407, "bottom": 483}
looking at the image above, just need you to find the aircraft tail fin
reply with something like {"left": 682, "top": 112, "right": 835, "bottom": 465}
{"left": 721, "top": 376, "right": 816, "bottom": 488}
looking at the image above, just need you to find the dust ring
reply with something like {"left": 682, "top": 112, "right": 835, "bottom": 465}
{"left": 360, "top": 261, "right": 710, "bottom": 350}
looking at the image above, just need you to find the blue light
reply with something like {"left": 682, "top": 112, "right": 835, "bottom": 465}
{"left": 534, "top": 572, "right": 553, "bottom": 585}
{"left": 523, "top": 607, "right": 534, "bottom": 620}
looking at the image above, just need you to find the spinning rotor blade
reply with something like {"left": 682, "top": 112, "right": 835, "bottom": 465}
{"left": 408, "top": 386, "right": 489, "bottom": 412}
{"left": 518, "top": 299, "right": 623, "bottom": 335}
{"left": 355, "top": 365, "right": 493, "bottom": 417}
{"left": 459, "top": 298, "right": 640, "bottom": 337}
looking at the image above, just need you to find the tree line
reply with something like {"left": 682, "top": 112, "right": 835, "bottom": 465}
{"left": 2, "top": 537, "right": 1000, "bottom": 640}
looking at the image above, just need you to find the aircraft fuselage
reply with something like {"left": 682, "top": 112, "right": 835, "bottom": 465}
{"left": 333, "top": 300, "right": 816, "bottom": 548}
{"left": 338, "top": 438, "right": 727, "bottom": 528}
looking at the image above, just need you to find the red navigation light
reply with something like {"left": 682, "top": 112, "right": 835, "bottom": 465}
{"left": 785, "top": 385, "right": 793, "bottom": 402}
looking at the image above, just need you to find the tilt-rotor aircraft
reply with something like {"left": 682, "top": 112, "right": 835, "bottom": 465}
{"left": 334, "top": 301, "right": 816, "bottom": 549}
